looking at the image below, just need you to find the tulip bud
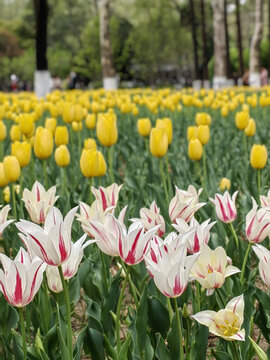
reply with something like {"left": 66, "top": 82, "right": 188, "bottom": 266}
{"left": 137, "top": 118, "right": 151, "bottom": 137}
{"left": 19, "top": 114, "right": 35, "bottom": 137}
{"left": 84, "top": 138, "right": 97, "bottom": 150}
{"left": 182, "top": 303, "right": 189, "bottom": 319}
{"left": 97, "top": 113, "right": 118, "bottom": 146}
{"left": 3, "top": 156, "right": 20, "bottom": 182}
{"left": 156, "top": 118, "right": 173, "bottom": 144}
{"left": 235, "top": 111, "right": 249, "bottom": 130}
{"left": 0, "top": 163, "right": 8, "bottom": 187}
{"left": 10, "top": 125, "right": 21, "bottom": 142}
{"left": 244, "top": 118, "right": 256, "bottom": 137}
{"left": 196, "top": 113, "right": 211, "bottom": 126}
{"left": 188, "top": 138, "right": 203, "bottom": 161}
{"left": 55, "top": 126, "right": 69, "bottom": 146}
{"left": 3, "top": 186, "right": 10, "bottom": 202}
{"left": 11, "top": 141, "right": 31, "bottom": 168}
{"left": 97, "top": 151, "right": 107, "bottom": 176}
{"left": 80, "top": 149, "right": 100, "bottom": 178}
{"left": 197, "top": 125, "right": 210, "bottom": 145}
{"left": 34, "top": 127, "right": 54, "bottom": 160}
{"left": 187, "top": 126, "right": 198, "bottom": 141}
{"left": 85, "top": 114, "right": 96, "bottom": 129}
{"left": 0, "top": 121, "right": 7, "bottom": 141}
{"left": 54, "top": 145, "right": 70, "bottom": 167}
{"left": 250, "top": 145, "right": 267, "bottom": 170}
{"left": 45, "top": 117, "right": 57, "bottom": 135}
{"left": 72, "top": 121, "right": 82, "bottom": 132}
{"left": 150, "top": 127, "right": 168, "bottom": 158}
{"left": 219, "top": 177, "right": 231, "bottom": 191}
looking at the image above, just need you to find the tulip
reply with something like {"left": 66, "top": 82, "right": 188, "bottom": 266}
{"left": 46, "top": 266, "right": 63, "bottom": 293}
{"left": 190, "top": 245, "right": 240, "bottom": 295}
{"left": 11, "top": 141, "right": 31, "bottom": 168}
{"left": 0, "top": 205, "right": 14, "bottom": 236}
{"left": 130, "top": 201, "right": 165, "bottom": 237}
{"left": 45, "top": 117, "right": 57, "bottom": 135}
{"left": 192, "top": 295, "right": 245, "bottom": 341}
{"left": 34, "top": 127, "right": 54, "bottom": 160}
{"left": 3, "top": 156, "right": 20, "bottom": 182}
{"left": 0, "top": 162, "right": 8, "bottom": 187}
{"left": 85, "top": 114, "right": 96, "bottom": 129}
{"left": 91, "top": 183, "right": 123, "bottom": 211}
{"left": 260, "top": 190, "right": 270, "bottom": 207}
{"left": 22, "top": 181, "right": 59, "bottom": 224}
{"left": 19, "top": 114, "right": 35, "bottom": 137}
{"left": 187, "top": 126, "right": 198, "bottom": 141}
{"left": 3, "top": 186, "right": 10, "bottom": 202}
{"left": 169, "top": 185, "right": 205, "bottom": 223}
{"left": 137, "top": 118, "right": 151, "bottom": 137}
{"left": 0, "top": 121, "right": 7, "bottom": 141}
{"left": 253, "top": 244, "right": 270, "bottom": 287}
{"left": 235, "top": 111, "right": 249, "bottom": 130}
{"left": 10, "top": 125, "right": 21, "bottom": 142}
{"left": 97, "top": 151, "right": 107, "bottom": 177}
{"left": 84, "top": 138, "right": 97, "bottom": 150}
{"left": 219, "top": 177, "right": 231, "bottom": 191}
{"left": 197, "top": 125, "right": 210, "bottom": 145}
{"left": 62, "top": 102, "right": 75, "bottom": 124}
{"left": 150, "top": 127, "right": 168, "bottom": 158}
{"left": 16, "top": 206, "right": 78, "bottom": 266}
{"left": 244, "top": 118, "right": 256, "bottom": 137}
{"left": 72, "top": 121, "right": 82, "bottom": 132}
{"left": 0, "top": 247, "right": 47, "bottom": 307}
{"left": 80, "top": 149, "right": 100, "bottom": 178}
{"left": 195, "top": 112, "right": 211, "bottom": 126}
{"left": 210, "top": 191, "right": 238, "bottom": 224}
{"left": 96, "top": 113, "right": 118, "bottom": 147}
{"left": 54, "top": 126, "right": 69, "bottom": 146}
{"left": 250, "top": 144, "right": 267, "bottom": 170}
{"left": 156, "top": 118, "right": 172, "bottom": 144}
{"left": 54, "top": 145, "right": 70, "bottom": 167}
{"left": 188, "top": 138, "right": 203, "bottom": 160}
{"left": 173, "top": 217, "right": 216, "bottom": 254}
{"left": 245, "top": 198, "right": 270, "bottom": 243}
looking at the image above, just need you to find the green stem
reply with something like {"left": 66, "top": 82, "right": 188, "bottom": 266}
{"left": 216, "top": 288, "right": 226, "bottom": 308}
{"left": 42, "top": 275, "right": 50, "bottom": 333}
{"left": 18, "top": 307, "right": 27, "bottom": 360}
{"left": 196, "top": 282, "right": 200, "bottom": 312}
{"left": 165, "top": 154, "right": 173, "bottom": 199}
{"left": 58, "top": 266, "right": 73, "bottom": 359}
{"left": 42, "top": 160, "right": 48, "bottom": 189}
{"left": 203, "top": 146, "right": 207, "bottom": 187}
{"left": 11, "top": 183, "right": 17, "bottom": 220}
{"left": 167, "top": 297, "right": 173, "bottom": 324}
{"left": 257, "top": 169, "right": 261, "bottom": 197}
{"left": 230, "top": 341, "right": 240, "bottom": 360}
{"left": 99, "top": 250, "right": 108, "bottom": 293}
{"left": 120, "top": 259, "right": 139, "bottom": 308}
{"left": 159, "top": 158, "right": 169, "bottom": 205}
{"left": 173, "top": 298, "right": 184, "bottom": 360}
{"left": 243, "top": 132, "right": 248, "bottom": 164}
{"left": 116, "top": 266, "right": 130, "bottom": 353}
{"left": 0, "top": 141, "right": 3, "bottom": 161}
{"left": 89, "top": 177, "right": 93, "bottom": 205}
{"left": 0, "top": 188, "right": 3, "bottom": 204}
{"left": 240, "top": 242, "right": 252, "bottom": 284}
{"left": 108, "top": 146, "right": 114, "bottom": 184}
{"left": 229, "top": 222, "right": 239, "bottom": 251}
{"left": 144, "top": 137, "right": 148, "bottom": 153}
{"left": 19, "top": 168, "right": 24, "bottom": 217}
{"left": 61, "top": 167, "right": 67, "bottom": 196}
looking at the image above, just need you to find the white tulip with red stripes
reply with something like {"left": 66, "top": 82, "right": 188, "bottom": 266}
{"left": 253, "top": 244, "right": 270, "bottom": 287}
{"left": 0, "top": 205, "right": 14, "bottom": 236}
{"left": 192, "top": 295, "right": 245, "bottom": 341}
{"left": 0, "top": 248, "right": 46, "bottom": 307}
{"left": 245, "top": 198, "right": 270, "bottom": 243}
{"left": 91, "top": 183, "right": 123, "bottom": 212}
{"left": 210, "top": 191, "right": 238, "bottom": 224}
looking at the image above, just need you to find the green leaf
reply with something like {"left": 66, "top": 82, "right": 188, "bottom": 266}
{"left": 73, "top": 326, "right": 87, "bottom": 360}
{"left": 147, "top": 296, "right": 170, "bottom": 339}
{"left": 212, "top": 350, "right": 232, "bottom": 360}
{"left": 12, "top": 331, "right": 24, "bottom": 360}
{"left": 57, "top": 326, "right": 70, "bottom": 360}
{"left": 84, "top": 328, "right": 105, "bottom": 360}
{"left": 118, "top": 332, "right": 132, "bottom": 360}
{"left": 155, "top": 334, "right": 170, "bottom": 360}
{"left": 248, "top": 336, "right": 268, "bottom": 360}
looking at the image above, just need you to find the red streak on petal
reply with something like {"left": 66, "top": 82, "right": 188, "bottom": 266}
{"left": 193, "top": 233, "right": 200, "bottom": 253}
{"left": 81, "top": 203, "right": 89, "bottom": 219}
{"left": 100, "top": 188, "right": 107, "bottom": 211}
{"left": 27, "top": 263, "right": 43, "bottom": 303}
{"left": 253, "top": 222, "right": 270, "bottom": 243}
{"left": 36, "top": 185, "right": 41, "bottom": 202}
{"left": 29, "top": 234, "right": 55, "bottom": 265}
{"left": 124, "top": 228, "right": 143, "bottom": 264}
{"left": 111, "top": 188, "right": 116, "bottom": 206}
{"left": 0, "top": 280, "right": 10, "bottom": 304}
{"left": 247, "top": 214, "right": 256, "bottom": 238}
{"left": 150, "top": 248, "right": 158, "bottom": 263}
{"left": 173, "top": 275, "right": 184, "bottom": 296}
{"left": 59, "top": 225, "right": 68, "bottom": 263}
{"left": 216, "top": 195, "right": 228, "bottom": 222}
{"left": 13, "top": 268, "right": 22, "bottom": 305}
{"left": 226, "top": 198, "right": 235, "bottom": 219}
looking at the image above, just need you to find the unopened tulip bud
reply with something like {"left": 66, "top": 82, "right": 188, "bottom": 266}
{"left": 10, "top": 125, "right": 21, "bottom": 142}
{"left": 197, "top": 125, "right": 210, "bottom": 145}
{"left": 3, "top": 156, "right": 20, "bottom": 182}
{"left": 187, "top": 126, "right": 198, "bottom": 140}
{"left": 219, "top": 177, "right": 231, "bottom": 191}
{"left": 150, "top": 127, "right": 168, "bottom": 158}
{"left": 188, "top": 138, "right": 203, "bottom": 160}
{"left": 80, "top": 149, "right": 99, "bottom": 178}
{"left": 97, "top": 113, "right": 118, "bottom": 146}
{"left": 245, "top": 118, "right": 256, "bottom": 137}
{"left": 45, "top": 117, "right": 57, "bottom": 135}
{"left": 84, "top": 138, "right": 97, "bottom": 150}
{"left": 250, "top": 145, "right": 267, "bottom": 170}
{"left": 34, "top": 127, "right": 54, "bottom": 160}
{"left": 11, "top": 141, "right": 31, "bottom": 168}
{"left": 3, "top": 186, "right": 10, "bottom": 202}
{"left": 235, "top": 111, "right": 249, "bottom": 130}
{"left": 137, "top": 118, "right": 151, "bottom": 137}
{"left": 85, "top": 114, "right": 96, "bottom": 129}
{"left": 0, "top": 121, "right": 7, "bottom": 141}
{"left": 0, "top": 163, "right": 8, "bottom": 187}
{"left": 55, "top": 126, "right": 69, "bottom": 146}
{"left": 55, "top": 145, "right": 70, "bottom": 167}
{"left": 182, "top": 303, "right": 189, "bottom": 319}
{"left": 72, "top": 121, "right": 82, "bottom": 132}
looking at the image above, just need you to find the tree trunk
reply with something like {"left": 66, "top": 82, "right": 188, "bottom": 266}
{"left": 268, "top": 0, "right": 270, "bottom": 75}
{"left": 212, "top": 0, "right": 227, "bottom": 88}
{"left": 200, "top": 0, "right": 209, "bottom": 84}
{"left": 224, "top": 0, "right": 231, "bottom": 79}
{"left": 98, "top": 0, "right": 117, "bottom": 89}
{"left": 249, "top": 0, "right": 263, "bottom": 86}
{"left": 235, "top": 0, "right": 244, "bottom": 77}
{"left": 189, "top": 0, "right": 200, "bottom": 82}
{"left": 33, "top": 0, "right": 51, "bottom": 98}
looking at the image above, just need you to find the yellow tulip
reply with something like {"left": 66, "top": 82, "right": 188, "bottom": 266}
{"left": 3, "top": 186, "right": 10, "bottom": 202}
{"left": 221, "top": 106, "right": 228, "bottom": 117}
{"left": 85, "top": 114, "right": 96, "bottom": 129}
{"left": 97, "top": 151, "right": 107, "bottom": 177}
{"left": 156, "top": 118, "right": 173, "bottom": 144}
{"left": 62, "top": 102, "right": 75, "bottom": 124}
{"left": 187, "top": 126, "right": 198, "bottom": 140}
{"left": 3, "top": 156, "right": 20, "bottom": 182}
{"left": 45, "top": 117, "right": 57, "bottom": 135}
{"left": 150, "top": 127, "right": 168, "bottom": 158}
{"left": 137, "top": 118, "right": 151, "bottom": 137}
{"left": 0, "top": 163, "right": 8, "bottom": 187}
{"left": 250, "top": 145, "right": 267, "bottom": 169}
{"left": 197, "top": 125, "right": 210, "bottom": 145}
{"left": 84, "top": 138, "right": 97, "bottom": 150}
{"left": 244, "top": 118, "right": 256, "bottom": 137}
{"left": 219, "top": 177, "right": 231, "bottom": 191}
{"left": 80, "top": 149, "right": 100, "bottom": 178}
{"left": 235, "top": 111, "right": 249, "bottom": 130}
{"left": 54, "top": 145, "right": 70, "bottom": 167}
{"left": 0, "top": 121, "right": 7, "bottom": 141}
{"left": 96, "top": 113, "right": 118, "bottom": 147}
{"left": 19, "top": 114, "right": 34, "bottom": 137}
{"left": 10, "top": 125, "right": 21, "bottom": 142}
{"left": 72, "top": 121, "right": 82, "bottom": 132}
{"left": 55, "top": 126, "right": 69, "bottom": 146}
{"left": 34, "top": 127, "right": 54, "bottom": 159}
{"left": 188, "top": 138, "right": 203, "bottom": 161}
{"left": 11, "top": 141, "right": 31, "bottom": 168}
{"left": 196, "top": 112, "right": 211, "bottom": 126}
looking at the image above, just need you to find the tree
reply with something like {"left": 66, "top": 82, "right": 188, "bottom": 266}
{"left": 224, "top": 0, "right": 231, "bottom": 79}
{"left": 212, "top": 0, "right": 227, "bottom": 88}
{"left": 200, "top": 0, "right": 209, "bottom": 83}
{"left": 189, "top": 0, "right": 199, "bottom": 81}
{"left": 235, "top": 0, "right": 244, "bottom": 77}
{"left": 98, "top": 0, "right": 117, "bottom": 89}
{"left": 249, "top": 0, "right": 263, "bottom": 86}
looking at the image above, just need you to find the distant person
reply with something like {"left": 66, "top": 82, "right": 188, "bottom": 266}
{"left": 68, "top": 71, "right": 77, "bottom": 89}
{"left": 10, "top": 74, "right": 18, "bottom": 92}
{"left": 242, "top": 69, "right": 249, "bottom": 86}
{"left": 52, "top": 74, "right": 62, "bottom": 90}
{"left": 261, "top": 67, "right": 268, "bottom": 86}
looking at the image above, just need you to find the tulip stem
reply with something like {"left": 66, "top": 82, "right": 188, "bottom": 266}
{"left": 243, "top": 132, "right": 248, "bottom": 164}
{"left": 116, "top": 265, "right": 130, "bottom": 353}
{"left": 0, "top": 141, "right": 3, "bottom": 161}
{"left": 257, "top": 170, "right": 261, "bottom": 197}
{"left": 230, "top": 342, "right": 241, "bottom": 360}
{"left": 89, "top": 177, "right": 93, "bottom": 205}
{"left": 58, "top": 266, "right": 73, "bottom": 359}
{"left": 203, "top": 147, "right": 207, "bottom": 187}
{"left": 159, "top": 159, "right": 169, "bottom": 205}
{"left": 165, "top": 154, "right": 173, "bottom": 199}
{"left": 42, "top": 160, "right": 48, "bottom": 189}
{"left": 167, "top": 297, "right": 173, "bottom": 324}
{"left": 229, "top": 223, "right": 239, "bottom": 251}
{"left": 216, "top": 288, "right": 226, "bottom": 308}
{"left": 108, "top": 146, "right": 114, "bottom": 184}
{"left": 196, "top": 282, "right": 200, "bottom": 312}
{"left": 61, "top": 167, "right": 67, "bottom": 196}
{"left": 99, "top": 250, "right": 108, "bottom": 292}
{"left": 173, "top": 297, "right": 184, "bottom": 360}
{"left": 11, "top": 183, "right": 17, "bottom": 220}
{"left": 18, "top": 307, "right": 27, "bottom": 360}
{"left": 120, "top": 259, "right": 139, "bottom": 307}
{"left": 240, "top": 241, "right": 252, "bottom": 284}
